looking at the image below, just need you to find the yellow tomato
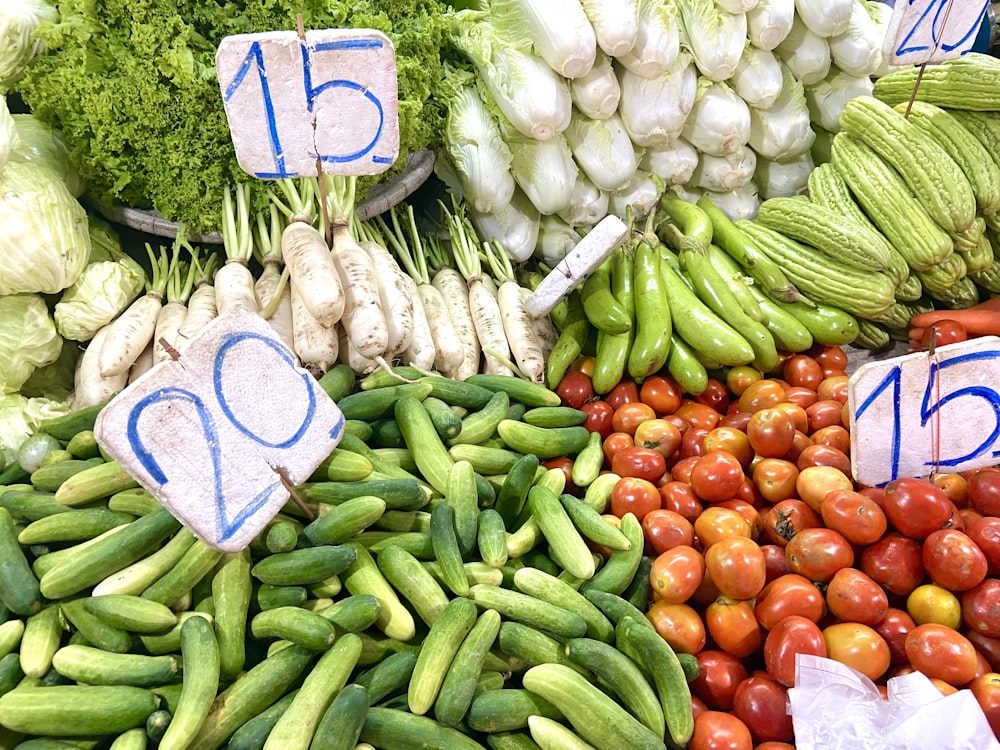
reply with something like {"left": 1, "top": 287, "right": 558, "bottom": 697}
{"left": 907, "top": 583, "right": 962, "bottom": 629}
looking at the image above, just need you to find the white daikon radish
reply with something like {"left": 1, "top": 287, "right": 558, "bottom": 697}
{"left": 176, "top": 254, "right": 219, "bottom": 349}
{"left": 74, "top": 325, "right": 129, "bottom": 409}
{"left": 483, "top": 240, "right": 546, "bottom": 384}
{"left": 253, "top": 205, "right": 296, "bottom": 356}
{"left": 214, "top": 185, "right": 260, "bottom": 316}
{"left": 153, "top": 241, "right": 199, "bottom": 364}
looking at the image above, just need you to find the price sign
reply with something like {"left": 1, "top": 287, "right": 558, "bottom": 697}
{"left": 216, "top": 28, "right": 399, "bottom": 178}
{"left": 94, "top": 310, "right": 344, "bottom": 552}
{"left": 885, "top": 0, "right": 989, "bottom": 66}
{"left": 848, "top": 336, "right": 1000, "bottom": 487}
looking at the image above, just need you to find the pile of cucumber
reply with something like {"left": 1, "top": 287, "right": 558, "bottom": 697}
{"left": 0, "top": 364, "right": 695, "bottom": 750}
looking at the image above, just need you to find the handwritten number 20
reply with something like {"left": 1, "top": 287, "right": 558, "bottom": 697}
{"left": 895, "top": 0, "right": 988, "bottom": 57}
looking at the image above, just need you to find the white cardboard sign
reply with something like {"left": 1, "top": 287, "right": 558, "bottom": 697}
{"left": 848, "top": 335, "right": 1000, "bottom": 487}
{"left": 94, "top": 310, "right": 344, "bottom": 552}
{"left": 216, "top": 28, "right": 399, "bottom": 178}
{"left": 884, "top": 0, "right": 989, "bottom": 66}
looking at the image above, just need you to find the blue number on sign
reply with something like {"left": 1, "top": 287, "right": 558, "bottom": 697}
{"left": 221, "top": 36, "right": 389, "bottom": 178}
{"left": 124, "top": 333, "right": 343, "bottom": 542}
{"left": 920, "top": 349, "right": 1000, "bottom": 465}
{"left": 853, "top": 364, "right": 904, "bottom": 481}
{"left": 895, "top": 0, "right": 989, "bottom": 58}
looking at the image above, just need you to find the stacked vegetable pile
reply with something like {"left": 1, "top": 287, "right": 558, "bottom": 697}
{"left": 439, "top": 0, "right": 894, "bottom": 263}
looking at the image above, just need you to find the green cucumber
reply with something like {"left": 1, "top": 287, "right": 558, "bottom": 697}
{"left": 341, "top": 541, "right": 415, "bottom": 643}
{"left": 317, "top": 364, "right": 356, "bottom": 402}
{"left": 360, "top": 707, "right": 489, "bottom": 750}
{"left": 464, "top": 375, "right": 562, "bottom": 408}
{"left": 337, "top": 382, "right": 433, "bottom": 421}
{"left": 407, "top": 597, "right": 478, "bottom": 716}
{"left": 355, "top": 649, "right": 418, "bottom": 705}
{"left": 513, "top": 568, "right": 613, "bottom": 643}
{"left": 0, "top": 508, "right": 42, "bottom": 616}
{"left": 497, "top": 421, "right": 590, "bottom": 460}
{"left": 521, "top": 407, "right": 587, "bottom": 428}
{"left": 376, "top": 544, "right": 450, "bottom": 628}
{"left": 310, "top": 683, "right": 368, "bottom": 750}
{"left": 250, "top": 607, "right": 336, "bottom": 651}
{"left": 448, "top": 391, "right": 510, "bottom": 447}
{"left": 316, "top": 594, "right": 382, "bottom": 634}
{"left": 423, "top": 396, "right": 463, "bottom": 441}
{"left": 51, "top": 646, "right": 178, "bottom": 687}
{"left": 213, "top": 549, "right": 252, "bottom": 682}
{"left": 0, "top": 686, "right": 158, "bottom": 737}
{"left": 251, "top": 545, "right": 357, "bottom": 586}
{"left": 83, "top": 595, "right": 177, "bottom": 633}
{"left": 497, "top": 622, "right": 590, "bottom": 677}
{"left": 299, "top": 478, "right": 425, "bottom": 511}
{"left": 39, "top": 404, "right": 106, "bottom": 442}
{"left": 468, "top": 689, "right": 563, "bottom": 733}
{"left": 304, "top": 496, "right": 386, "bottom": 546}
{"left": 526, "top": 486, "right": 595, "bottom": 580}
{"left": 468, "top": 584, "right": 586, "bottom": 639}
{"left": 434, "top": 609, "right": 502, "bottom": 727}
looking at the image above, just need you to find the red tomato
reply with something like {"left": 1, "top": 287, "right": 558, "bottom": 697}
{"left": 703, "top": 426, "right": 755, "bottom": 468}
{"left": 824, "top": 567, "right": 889, "bottom": 626}
{"left": 650, "top": 545, "right": 705, "bottom": 604}
{"left": 746, "top": 409, "right": 796, "bottom": 459}
{"left": 812, "top": 344, "right": 849, "bottom": 373}
{"left": 764, "top": 615, "right": 828, "bottom": 687}
{"left": 919, "top": 319, "right": 969, "bottom": 349}
{"left": 783, "top": 430, "right": 814, "bottom": 465}
{"left": 557, "top": 370, "right": 595, "bottom": 409}
{"left": 968, "top": 516, "right": 1000, "bottom": 575}
{"left": 642, "top": 508, "right": 695, "bottom": 554}
{"left": 816, "top": 375, "right": 850, "bottom": 404}
{"left": 732, "top": 675, "right": 795, "bottom": 744}
{"left": 606, "top": 380, "right": 640, "bottom": 410}
{"left": 967, "top": 630, "right": 1000, "bottom": 673}
{"left": 695, "top": 506, "right": 753, "bottom": 548}
{"left": 963, "top": 579, "right": 1000, "bottom": 638}
{"left": 719, "top": 499, "right": 763, "bottom": 540}
{"left": 969, "top": 468, "right": 1000, "bottom": 517}
{"left": 922, "top": 529, "right": 988, "bottom": 591}
{"left": 705, "top": 537, "right": 767, "bottom": 600}
{"left": 646, "top": 600, "right": 707, "bottom": 655}
{"left": 675, "top": 402, "right": 722, "bottom": 432}
{"left": 754, "top": 573, "right": 826, "bottom": 630}
{"left": 861, "top": 532, "right": 926, "bottom": 597}
{"left": 671, "top": 456, "right": 700, "bottom": 484}
{"left": 760, "top": 499, "right": 823, "bottom": 547}
{"left": 602, "top": 431, "right": 634, "bottom": 466}
{"left": 640, "top": 375, "right": 683, "bottom": 415}
{"left": 823, "top": 622, "right": 891, "bottom": 681}
{"left": 805, "top": 399, "right": 845, "bottom": 432}
{"left": 796, "top": 444, "right": 852, "bottom": 475}
{"left": 612, "top": 402, "right": 656, "bottom": 435}
{"left": 581, "top": 400, "right": 614, "bottom": 438}
{"left": 706, "top": 595, "right": 763, "bottom": 659}
{"left": 680, "top": 427, "right": 711, "bottom": 460}
{"left": 633, "top": 418, "right": 683, "bottom": 459}
{"left": 659, "top": 481, "right": 704, "bottom": 523}
{"left": 820, "top": 489, "right": 888, "bottom": 546}
{"left": 760, "top": 544, "right": 794, "bottom": 584}
{"left": 692, "top": 650, "right": 749, "bottom": 711}
{"left": 905, "top": 623, "right": 980, "bottom": 686}
{"left": 784, "top": 386, "right": 819, "bottom": 410}
{"left": 696, "top": 378, "right": 731, "bottom": 413}
{"left": 782, "top": 354, "right": 824, "bottom": 391}
{"left": 771, "top": 401, "right": 809, "bottom": 435}
{"left": 971, "top": 673, "right": 1000, "bottom": 740}
{"left": 609, "top": 477, "right": 661, "bottom": 521}
{"left": 690, "top": 451, "right": 746, "bottom": 504}
{"left": 727, "top": 366, "right": 763, "bottom": 397}
{"left": 784, "top": 527, "right": 854, "bottom": 583}
{"left": 875, "top": 607, "right": 917, "bottom": 664}
{"left": 810, "top": 424, "right": 851, "bottom": 454}
{"left": 752, "top": 459, "right": 799, "bottom": 504}
{"left": 738, "top": 380, "right": 788, "bottom": 414}
{"left": 611, "top": 446, "right": 667, "bottom": 483}
{"left": 541, "top": 457, "right": 576, "bottom": 495}
{"left": 881, "top": 477, "right": 957, "bottom": 539}
{"left": 690, "top": 711, "right": 753, "bottom": 750}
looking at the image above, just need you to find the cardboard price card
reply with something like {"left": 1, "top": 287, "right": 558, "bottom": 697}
{"left": 216, "top": 28, "right": 399, "bottom": 178}
{"left": 884, "top": 0, "right": 989, "bottom": 66}
{"left": 848, "top": 336, "right": 1000, "bottom": 487}
{"left": 94, "top": 310, "right": 344, "bottom": 552}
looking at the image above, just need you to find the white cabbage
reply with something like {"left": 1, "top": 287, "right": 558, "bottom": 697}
{"left": 682, "top": 79, "right": 752, "bottom": 157}
{"left": 557, "top": 172, "right": 610, "bottom": 226}
{"left": 794, "top": 0, "right": 853, "bottom": 37}
{"left": 805, "top": 66, "right": 874, "bottom": 133}
{"left": 0, "top": 293, "right": 62, "bottom": 393}
{"left": 746, "top": 0, "right": 795, "bottom": 50}
{"left": 866, "top": 1, "right": 908, "bottom": 77}
{"left": 502, "top": 121, "right": 579, "bottom": 216}
{"left": 535, "top": 214, "right": 580, "bottom": 266}
{"left": 0, "top": 393, "right": 70, "bottom": 460}
{"left": 0, "top": 96, "right": 17, "bottom": 173}
{"left": 775, "top": 15, "right": 832, "bottom": 85}
{"left": 829, "top": 0, "right": 883, "bottom": 77}
{"left": 580, "top": 0, "right": 640, "bottom": 57}
{"left": 640, "top": 138, "right": 699, "bottom": 185}
{"left": 470, "top": 187, "right": 541, "bottom": 263}
{"left": 693, "top": 147, "right": 758, "bottom": 192}
{"left": 55, "top": 256, "right": 146, "bottom": 342}
{"left": 671, "top": 183, "right": 704, "bottom": 204}
{"left": 607, "top": 170, "right": 664, "bottom": 219}
{"left": 731, "top": 47, "right": 784, "bottom": 110}
{"left": 715, "top": 0, "right": 759, "bottom": 11}
{"left": 615, "top": 0, "right": 680, "bottom": 79}
{"left": 0, "top": 0, "right": 57, "bottom": 93}
{"left": 452, "top": 13, "right": 572, "bottom": 141}
{"left": 11, "top": 114, "right": 85, "bottom": 198}
{"left": 756, "top": 152, "right": 814, "bottom": 199}
{"left": 0, "top": 160, "right": 91, "bottom": 295}
{"left": 677, "top": 0, "right": 747, "bottom": 81}
{"left": 617, "top": 53, "right": 697, "bottom": 147}
{"left": 489, "top": 0, "right": 597, "bottom": 79}
{"left": 441, "top": 80, "right": 515, "bottom": 215}
{"left": 748, "top": 63, "right": 815, "bottom": 160}
{"left": 564, "top": 110, "right": 638, "bottom": 192}
{"left": 570, "top": 50, "right": 621, "bottom": 120}
{"left": 702, "top": 181, "right": 761, "bottom": 220}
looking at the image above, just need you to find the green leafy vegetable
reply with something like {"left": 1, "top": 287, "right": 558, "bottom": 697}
{"left": 0, "top": 293, "right": 63, "bottom": 394}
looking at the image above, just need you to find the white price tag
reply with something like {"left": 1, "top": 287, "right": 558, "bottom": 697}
{"left": 94, "top": 310, "right": 344, "bottom": 552}
{"left": 216, "top": 28, "right": 399, "bottom": 178}
{"left": 885, "top": 0, "right": 989, "bottom": 66}
{"left": 848, "top": 336, "right": 1000, "bottom": 487}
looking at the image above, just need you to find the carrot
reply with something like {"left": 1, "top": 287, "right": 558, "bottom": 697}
{"left": 97, "top": 244, "right": 169, "bottom": 379}
{"left": 215, "top": 184, "right": 260, "bottom": 316}
{"left": 909, "top": 304, "right": 1000, "bottom": 336}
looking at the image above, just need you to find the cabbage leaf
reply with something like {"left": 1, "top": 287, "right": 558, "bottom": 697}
{"left": 0, "top": 293, "right": 63, "bottom": 394}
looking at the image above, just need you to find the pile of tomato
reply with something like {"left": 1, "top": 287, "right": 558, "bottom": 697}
{"left": 553, "top": 345, "right": 1000, "bottom": 750}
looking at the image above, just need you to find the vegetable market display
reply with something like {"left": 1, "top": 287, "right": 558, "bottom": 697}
{"left": 8, "top": 0, "right": 1000, "bottom": 748}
